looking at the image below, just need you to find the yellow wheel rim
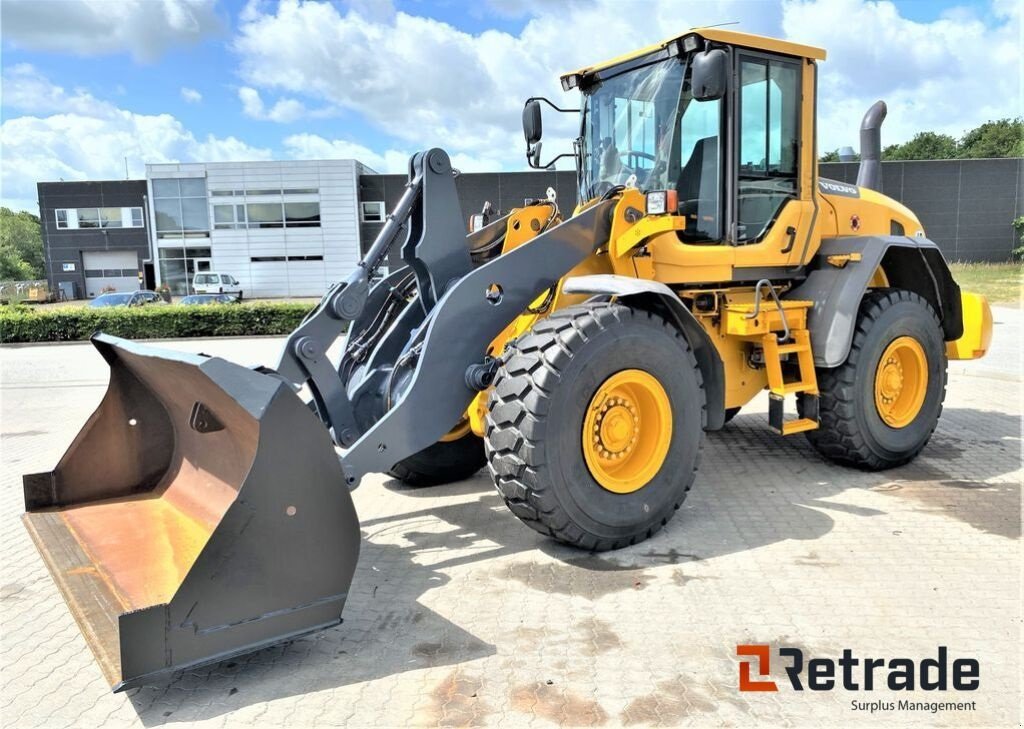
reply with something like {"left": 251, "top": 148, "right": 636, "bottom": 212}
{"left": 874, "top": 336, "right": 928, "bottom": 428}
{"left": 582, "top": 369, "right": 672, "bottom": 494}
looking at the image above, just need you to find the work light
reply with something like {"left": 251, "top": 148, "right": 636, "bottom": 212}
{"left": 645, "top": 190, "right": 678, "bottom": 216}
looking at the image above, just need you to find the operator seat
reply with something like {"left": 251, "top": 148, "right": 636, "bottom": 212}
{"left": 678, "top": 136, "right": 719, "bottom": 242}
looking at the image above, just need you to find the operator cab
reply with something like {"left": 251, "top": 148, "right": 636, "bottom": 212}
{"left": 525, "top": 29, "right": 824, "bottom": 251}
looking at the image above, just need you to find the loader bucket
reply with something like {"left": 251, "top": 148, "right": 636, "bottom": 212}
{"left": 22, "top": 334, "right": 360, "bottom": 692}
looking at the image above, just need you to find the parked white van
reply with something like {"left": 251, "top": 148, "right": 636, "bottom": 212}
{"left": 193, "top": 273, "right": 243, "bottom": 298}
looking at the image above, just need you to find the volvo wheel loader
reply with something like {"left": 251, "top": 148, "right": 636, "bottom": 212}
{"left": 23, "top": 28, "right": 992, "bottom": 691}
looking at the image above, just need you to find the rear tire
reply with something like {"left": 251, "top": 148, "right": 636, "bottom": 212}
{"left": 387, "top": 433, "right": 487, "bottom": 487}
{"left": 803, "top": 288, "right": 946, "bottom": 470}
{"left": 485, "top": 302, "right": 705, "bottom": 551}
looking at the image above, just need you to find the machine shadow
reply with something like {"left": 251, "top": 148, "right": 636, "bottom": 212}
{"left": 127, "top": 407, "right": 1019, "bottom": 724}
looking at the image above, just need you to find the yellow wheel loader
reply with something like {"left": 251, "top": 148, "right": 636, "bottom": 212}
{"left": 23, "top": 28, "right": 993, "bottom": 691}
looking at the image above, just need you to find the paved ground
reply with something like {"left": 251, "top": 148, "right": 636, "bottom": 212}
{"left": 1, "top": 308, "right": 1020, "bottom": 728}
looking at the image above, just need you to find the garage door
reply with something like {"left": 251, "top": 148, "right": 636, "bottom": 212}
{"left": 83, "top": 250, "right": 139, "bottom": 297}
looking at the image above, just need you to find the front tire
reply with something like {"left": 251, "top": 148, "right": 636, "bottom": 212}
{"left": 387, "top": 432, "right": 486, "bottom": 487}
{"left": 804, "top": 288, "right": 947, "bottom": 470}
{"left": 485, "top": 302, "right": 705, "bottom": 551}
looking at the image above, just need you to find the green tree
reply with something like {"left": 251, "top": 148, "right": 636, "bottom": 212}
{"left": 0, "top": 207, "right": 45, "bottom": 280}
{"left": 882, "top": 132, "right": 959, "bottom": 160}
{"left": 957, "top": 118, "right": 1024, "bottom": 159}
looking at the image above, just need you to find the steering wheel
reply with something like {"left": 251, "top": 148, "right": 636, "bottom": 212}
{"left": 621, "top": 149, "right": 656, "bottom": 167}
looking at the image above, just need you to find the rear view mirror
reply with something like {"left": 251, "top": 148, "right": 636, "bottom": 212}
{"left": 523, "top": 100, "right": 543, "bottom": 145}
{"left": 691, "top": 49, "right": 728, "bottom": 101}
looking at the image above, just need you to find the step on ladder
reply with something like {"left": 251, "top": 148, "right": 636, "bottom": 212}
{"left": 740, "top": 280, "right": 820, "bottom": 436}
{"left": 762, "top": 328, "right": 819, "bottom": 435}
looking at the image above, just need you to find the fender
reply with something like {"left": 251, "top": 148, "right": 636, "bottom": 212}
{"left": 562, "top": 274, "right": 727, "bottom": 431}
{"left": 785, "top": 236, "right": 963, "bottom": 368}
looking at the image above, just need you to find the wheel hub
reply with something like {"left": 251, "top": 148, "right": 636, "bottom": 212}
{"left": 874, "top": 336, "right": 928, "bottom": 428}
{"left": 582, "top": 369, "right": 672, "bottom": 494}
{"left": 593, "top": 398, "right": 639, "bottom": 458}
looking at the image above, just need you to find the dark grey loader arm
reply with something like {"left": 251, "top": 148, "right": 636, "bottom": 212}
{"left": 273, "top": 148, "right": 471, "bottom": 446}
{"left": 338, "top": 199, "right": 615, "bottom": 486}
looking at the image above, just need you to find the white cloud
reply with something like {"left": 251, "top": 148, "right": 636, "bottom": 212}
{"left": 180, "top": 87, "right": 203, "bottom": 103}
{"left": 238, "top": 86, "right": 330, "bottom": 123}
{"left": 281, "top": 133, "right": 504, "bottom": 173}
{"left": 1, "top": 0, "right": 223, "bottom": 63}
{"left": 233, "top": 0, "right": 780, "bottom": 171}
{"left": 233, "top": 0, "right": 1020, "bottom": 170}
{"left": 0, "top": 67, "right": 271, "bottom": 211}
{"left": 781, "top": 0, "right": 1022, "bottom": 152}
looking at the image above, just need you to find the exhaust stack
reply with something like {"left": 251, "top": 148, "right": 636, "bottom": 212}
{"left": 856, "top": 100, "right": 887, "bottom": 192}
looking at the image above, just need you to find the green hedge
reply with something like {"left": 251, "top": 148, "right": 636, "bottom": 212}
{"left": 1, "top": 302, "right": 316, "bottom": 343}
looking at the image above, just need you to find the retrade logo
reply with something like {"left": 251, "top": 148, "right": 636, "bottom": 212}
{"left": 737, "top": 645, "right": 778, "bottom": 691}
{"left": 736, "top": 645, "right": 979, "bottom": 693}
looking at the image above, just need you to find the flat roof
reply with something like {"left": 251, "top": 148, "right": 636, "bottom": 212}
{"left": 561, "top": 27, "right": 826, "bottom": 82}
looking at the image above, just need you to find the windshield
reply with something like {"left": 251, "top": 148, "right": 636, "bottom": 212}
{"left": 90, "top": 293, "right": 133, "bottom": 307}
{"left": 579, "top": 54, "right": 723, "bottom": 241}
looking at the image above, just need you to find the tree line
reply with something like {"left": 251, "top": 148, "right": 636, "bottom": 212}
{"left": 0, "top": 208, "right": 45, "bottom": 281}
{"left": 820, "top": 118, "right": 1023, "bottom": 162}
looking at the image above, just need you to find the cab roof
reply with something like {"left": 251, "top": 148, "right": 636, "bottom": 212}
{"left": 560, "top": 28, "right": 826, "bottom": 85}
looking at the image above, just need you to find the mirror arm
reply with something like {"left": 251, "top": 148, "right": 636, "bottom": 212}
{"left": 527, "top": 152, "right": 577, "bottom": 170}
{"left": 525, "top": 96, "right": 579, "bottom": 114}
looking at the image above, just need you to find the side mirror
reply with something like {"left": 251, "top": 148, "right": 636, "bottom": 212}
{"left": 691, "top": 48, "right": 728, "bottom": 101}
{"left": 523, "top": 100, "right": 542, "bottom": 145}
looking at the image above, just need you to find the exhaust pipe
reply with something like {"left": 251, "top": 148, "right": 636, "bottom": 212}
{"left": 856, "top": 100, "right": 887, "bottom": 192}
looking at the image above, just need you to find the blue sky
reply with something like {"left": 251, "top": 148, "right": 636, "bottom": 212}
{"left": 1, "top": 0, "right": 1020, "bottom": 210}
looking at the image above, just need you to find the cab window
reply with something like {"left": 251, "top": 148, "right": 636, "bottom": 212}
{"left": 675, "top": 94, "right": 721, "bottom": 243}
{"left": 737, "top": 56, "right": 800, "bottom": 242}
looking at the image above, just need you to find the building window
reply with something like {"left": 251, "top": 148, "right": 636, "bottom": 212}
{"left": 154, "top": 177, "right": 209, "bottom": 239}
{"left": 99, "top": 208, "right": 122, "bottom": 228}
{"left": 157, "top": 246, "right": 212, "bottom": 295}
{"left": 213, "top": 204, "right": 248, "bottom": 229}
{"left": 78, "top": 208, "right": 100, "bottom": 228}
{"left": 54, "top": 207, "right": 145, "bottom": 230}
{"left": 251, "top": 255, "right": 324, "bottom": 262}
{"left": 246, "top": 203, "right": 284, "bottom": 228}
{"left": 242, "top": 201, "right": 321, "bottom": 229}
{"left": 284, "top": 202, "right": 320, "bottom": 227}
{"left": 361, "top": 201, "right": 386, "bottom": 223}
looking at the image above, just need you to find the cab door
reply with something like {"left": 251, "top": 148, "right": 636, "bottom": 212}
{"left": 731, "top": 51, "right": 820, "bottom": 269}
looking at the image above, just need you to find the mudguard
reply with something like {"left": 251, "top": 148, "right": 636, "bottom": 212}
{"left": 561, "top": 274, "right": 727, "bottom": 430}
{"left": 785, "top": 236, "right": 963, "bottom": 368}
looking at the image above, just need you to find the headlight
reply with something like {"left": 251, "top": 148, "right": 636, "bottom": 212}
{"left": 645, "top": 189, "right": 678, "bottom": 216}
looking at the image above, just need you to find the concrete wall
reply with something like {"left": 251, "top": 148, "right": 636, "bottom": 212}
{"left": 820, "top": 158, "right": 1023, "bottom": 262}
{"left": 358, "top": 170, "right": 577, "bottom": 267}
{"left": 36, "top": 180, "right": 149, "bottom": 298}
